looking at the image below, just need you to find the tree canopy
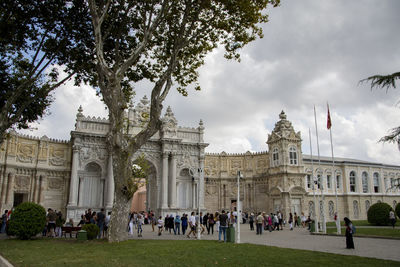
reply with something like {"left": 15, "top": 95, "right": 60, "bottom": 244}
{"left": 0, "top": 0, "right": 93, "bottom": 142}
{"left": 86, "top": 0, "right": 280, "bottom": 242}
{"left": 361, "top": 72, "right": 400, "bottom": 144}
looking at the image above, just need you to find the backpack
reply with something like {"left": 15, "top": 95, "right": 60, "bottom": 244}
{"left": 351, "top": 225, "right": 356, "bottom": 234}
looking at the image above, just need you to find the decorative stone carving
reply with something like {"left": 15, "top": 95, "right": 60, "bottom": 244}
{"left": 48, "top": 178, "right": 63, "bottom": 190}
{"left": 162, "top": 106, "right": 178, "bottom": 138}
{"left": 206, "top": 185, "right": 217, "bottom": 195}
{"left": 16, "top": 144, "right": 34, "bottom": 163}
{"left": 15, "top": 176, "right": 30, "bottom": 190}
{"left": 49, "top": 147, "right": 66, "bottom": 166}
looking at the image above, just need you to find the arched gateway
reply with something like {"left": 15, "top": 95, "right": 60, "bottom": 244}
{"left": 66, "top": 96, "right": 208, "bottom": 221}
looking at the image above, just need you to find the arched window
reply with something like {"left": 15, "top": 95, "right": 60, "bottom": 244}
{"left": 365, "top": 200, "right": 370, "bottom": 212}
{"left": 353, "top": 200, "right": 359, "bottom": 219}
{"left": 309, "top": 201, "right": 315, "bottom": 218}
{"left": 317, "top": 172, "right": 322, "bottom": 190}
{"left": 349, "top": 171, "right": 356, "bottom": 192}
{"left": 289, "top": 146, "right": 297, "bottom": 165}
{"left": 306, "top": 174, "right": 311, "bottom": 189}
{"left": 373, "top": 173, "right": 380, "bottom": 193}
{"left": 272, "top": 147, "right": 279, "bottom": 167}
{"left": 336, "top": 173, "right": 342, "bottom": 189}
{"left": 327, "top": 174, "right": 332, "bottom": 189}
{"left": 362, "top": 172, "right": 369, "bottom": 193}
{"left": 328, "top": 201, "right": 334, "bottom": 219}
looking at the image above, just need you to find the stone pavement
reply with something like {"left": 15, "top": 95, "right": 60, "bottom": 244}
{"left": 129, "top": 224, "right": 400, "bottom": 262}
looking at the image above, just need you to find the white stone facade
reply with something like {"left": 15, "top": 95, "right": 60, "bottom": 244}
{"left": 0, "top": 107, "right": 399, "bottom": 223}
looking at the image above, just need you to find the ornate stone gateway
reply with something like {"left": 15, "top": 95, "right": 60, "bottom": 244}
{"left": 66, "top": 96, "right": 208, "bottom": 220}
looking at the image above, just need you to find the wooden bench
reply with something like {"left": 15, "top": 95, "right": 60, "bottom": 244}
{"left": 61, "top": 226, "right": 82, "bottom": 238}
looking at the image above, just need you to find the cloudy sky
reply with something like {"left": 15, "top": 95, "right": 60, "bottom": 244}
{"left": 22, "top": 0, "right": 400, "bottom": 165}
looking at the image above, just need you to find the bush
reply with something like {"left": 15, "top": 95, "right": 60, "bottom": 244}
{"left": 8, "top": 202, "right": 46, "bottom": 240}
{"left": 367, "top": 202, "right": 392, "bottom": 226}
{"left": 396, "top": 203, "right": 400, "bottom": 219}
{"left": 82, "top": 224, "right": 100, "bottom": 240}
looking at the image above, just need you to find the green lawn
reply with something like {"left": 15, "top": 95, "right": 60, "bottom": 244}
{"left": 326, "top": 220, "right": 400, "bottom": 227}
{"left": 326, "top": 227, "right": 400, "bottom": 238}
{"left": 0, "top": 239, "right": 399, "bottom": 267}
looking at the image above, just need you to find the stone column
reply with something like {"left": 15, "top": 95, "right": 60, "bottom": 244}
{"left": 105, "top": 155, "right": 114, "bottom": 209}
{"left": 170, "top": 154, "right": 177, "bottom": 208}
{"left": 192, "top": 181, "right": 196, "bottom": 209}
{"left": 161, "top": 153, "right": 168, "bottom": 209}
{"left": 199, "top": 158, "right": 205, "bottom": 209}
{"left": 78, "top": 177, "right": 84, "bottom": 207}
{"left": 6, "top": 173, "right": 14, "bottom": 205}
{"left": 68, "top": 145, "right": 80, "bottom": 206}
{"left": 1, "top": 173, "right": 9, "bottom": 206}
{"left": 37, "top": 175, "right": 43, "bottom": 205}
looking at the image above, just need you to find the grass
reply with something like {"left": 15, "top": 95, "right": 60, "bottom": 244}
{"left": 326, "top": 220, "right": 400, "bottom": 227}
{"left": 0, "top": 238, "right": 399, "bottom": 267}
{"left": 326, "top": 227, "right": 400, "bottom": 238}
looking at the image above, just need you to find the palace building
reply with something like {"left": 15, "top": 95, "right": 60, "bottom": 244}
{"left": 0, "top": 97, "right": 399, "bottom": 222}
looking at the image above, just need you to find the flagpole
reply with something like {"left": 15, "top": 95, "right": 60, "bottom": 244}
{"left": 314, "top": 106, "right": 326, "bottom": 234}
{"left": 309, "top": 128, "right": 319, "bottom": 233}
{"left": 328, "top": 103, "right": 341, "bottom": 234}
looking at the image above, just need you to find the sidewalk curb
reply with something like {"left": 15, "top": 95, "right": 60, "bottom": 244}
{"left": 0, "top": 254, "right": 13, "bottom": 267}
{"left": 310, "top": 232, "right": 400, "bottom": 240}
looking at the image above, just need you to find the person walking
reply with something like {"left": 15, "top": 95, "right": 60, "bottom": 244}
{"left": 344, "top": 217, "right": 355, "bottom": 249}
{"left": 174, "top": 214, "right": 181, "bottom": 235}
{"left": 157, "top": 216, "right": 164, "bottom": 236}
{"left": 1, "top": 210, "right": 8, "bottom": 234}
{"left": 181, "top": 214, "right": 188, "bottom": 235}
{"left": 137, "top": 213, "right": 144, "bottom": 237}
{"left": 289, "top": 213, "right": 293, "bottom": 230}
{"left": 208, "top": 213, "right": 215, "bottom": 235}
{"left": 256, "top": 212, "right": 263, "bottom": 235}
{"left": 249, "top": 213, "right": 254, "bottom": 231}
{"left": 218, "top": 210, "right": 228, "bottom": 242}
{"left": 187, "top": 212, "right": 197, "bottom": 238}
{"left": 389, "top": 210, "right": 396, "bottom": 228}
{"left": 97, "top": 208, "right": 105, "bottom": 238}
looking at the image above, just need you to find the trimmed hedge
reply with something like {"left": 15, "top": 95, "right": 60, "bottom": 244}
{"left": 396, "top": 202, "right": 400, "bottom": 219}
{"left": 367, "top": 202, "right": 392, "bottom": 226}
{"left": 8, "top": 202, "right": 46, "bottom": 239}
{"left": 82, "top": 224, "right": 100, "bottom": 240}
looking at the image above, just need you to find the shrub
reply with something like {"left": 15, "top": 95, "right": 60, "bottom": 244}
{"left": 82, "top": 224, "right": 100, "bottom": 240}
{"left": 367, "top": 202, "right": 392, "bottom": 226}
{"left": 8, "top": 202, "right": 46, "bottom": 240}
{"left": 396, "top": 203, "right": 400, "bottom": 219}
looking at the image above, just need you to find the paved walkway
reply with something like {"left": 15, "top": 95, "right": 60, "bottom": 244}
{"left": 129, "top": 224, "right": 400, "bottom": 262}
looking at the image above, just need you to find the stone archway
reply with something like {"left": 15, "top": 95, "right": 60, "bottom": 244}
{"left": 130, "top": 159, "right": 157, "bottom": 213}
{"left": 78, "top": 162, "right": 103, "bottom": 208}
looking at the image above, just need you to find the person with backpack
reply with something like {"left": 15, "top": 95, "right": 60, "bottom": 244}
{"left": 344, "top": 217, "right": 355, "bottom": 249}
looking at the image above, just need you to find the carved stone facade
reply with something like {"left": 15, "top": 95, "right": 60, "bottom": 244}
{"left": 0, "top": 107, "right": 399, "bottom": 223}
{"left": 204, "top": 111, "right": 400, "bottom": 222}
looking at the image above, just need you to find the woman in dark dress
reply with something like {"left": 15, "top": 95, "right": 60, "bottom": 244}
{"left": 344, "top": 217, "right": 354, "bottom": 249}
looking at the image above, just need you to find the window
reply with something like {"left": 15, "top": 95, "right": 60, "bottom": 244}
{"left": 353, "top": 200, "right": 359, "bottom": 219}
{"left": 309, "top": 201, "right": 315, "bottom": 218}
{"left": 362, "top": 172, "right": 369, "bottom": 193}
{"left": 336, "top": 174, "right": 341, "bottom": 189}
{"left": 373, "top": 173, "right": 380, "bottom": 193}
{"left": 328, "top": 201, "right": 334, "bottom": 219}
{"left": 272, "top": 148, "right": 279, "bottom": 167}
{"left": 307, "top": 174, "right": 311, "bottom": 189}
{"left": 289, "top": 146, "right": 298, "bottom": 165}
{"left": 349, "top": 171, "right": 356, "bottom": 192}
{"left": 317, "top": 173, "right": 322, "bottom": 189}
{"left": 327, "top": 175, "right": 332, "bottom": 189}
{"left": 384, "top": 178, "right": 388, "bottom": 191}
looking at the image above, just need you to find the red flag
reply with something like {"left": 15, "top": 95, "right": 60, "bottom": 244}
{"left": 327, "top": 104, "right": 332, "bottom": 129}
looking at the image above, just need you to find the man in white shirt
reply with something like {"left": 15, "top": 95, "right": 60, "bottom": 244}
{"left": 186, "top": 212, "right": 197, "bottom": 238}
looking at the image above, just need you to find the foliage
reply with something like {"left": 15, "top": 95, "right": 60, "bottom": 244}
{"left": 123, "top": 154, "right": 150, "bottom": 199}
{"left": 396, "top": 203, "right": 400, "bottom": 219}
{"left": 360, "top": 72, "right": 400, "bottom": 144}
{"left": 82, "top": 224, "right": 100, "bottom": 240}
{"left": 0, "top": 239, "right": 398, "bottom": 267}
{"left": 0, "top": 0, "right": 93, "bottom": 143}
{"left": 87, "top": 0, "right": 280, "bottom": 242}
{"left": 7, "top": 202, "right": 46, "bottom": 240}
{"left": 367, "top": 202, "right": 393, "bottom": 226}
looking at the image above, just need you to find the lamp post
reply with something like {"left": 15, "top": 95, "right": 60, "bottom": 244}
{"left": 197, "top": 168, "right": 202, "bottom": 240}
{"left": 237, "top": 170, "right": 243, "bottom": 244}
